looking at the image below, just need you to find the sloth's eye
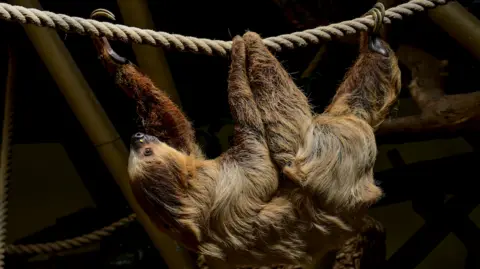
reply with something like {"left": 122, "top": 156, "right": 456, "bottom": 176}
{"left": 144, "top": 148, "right": 153, "bottom": 156}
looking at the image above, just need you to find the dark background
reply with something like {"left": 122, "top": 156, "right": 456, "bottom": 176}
{"left": 0, "top": 0, "right": 479, "bottom": 268}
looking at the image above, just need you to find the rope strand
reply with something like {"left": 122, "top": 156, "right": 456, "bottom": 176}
{"left": 0, "top": 0, "right": 447, "bottom": 56}
{"left": 6, "top": 214, "right": 136, "bottom": 255}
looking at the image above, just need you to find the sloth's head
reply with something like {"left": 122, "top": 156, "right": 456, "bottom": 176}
{"left": 127, "top": 132, "right": 195, "bottom": 239}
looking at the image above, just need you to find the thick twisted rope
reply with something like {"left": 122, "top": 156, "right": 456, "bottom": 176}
{"left": 0, "top": 0, "right": 447, "bottom": 57}
{"left": 6, "top": 213, "right": 136, "bottom": 255}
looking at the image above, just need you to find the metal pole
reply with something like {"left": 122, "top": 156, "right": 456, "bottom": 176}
{"left": 428, "top": 1, "right": 480, "bottom": 61}
{"left": 9, "top": 1, "right": 193, "bottom": 268}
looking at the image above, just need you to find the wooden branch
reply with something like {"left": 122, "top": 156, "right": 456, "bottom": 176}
{"left": 377, "top": 92, "right": 480, "bottom": 134}
{"left": 377, "top": 45, "right": 480, "bottom": 142}
{"left": 395, "top": 45, "right": 445, "bottom": 108}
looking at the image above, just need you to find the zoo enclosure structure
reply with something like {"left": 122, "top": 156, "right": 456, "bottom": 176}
{"left": 0, "top": 0, "right": 479, "bottom": 269}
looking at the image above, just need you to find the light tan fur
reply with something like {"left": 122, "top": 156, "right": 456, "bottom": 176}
{"left": 243, "top": 31, "right": 400, "bottom": 212}
{"left": 124, "top": 31, "right": 400, "bottom": 268}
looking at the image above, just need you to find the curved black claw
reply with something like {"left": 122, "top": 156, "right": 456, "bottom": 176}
{"left": 90, "top": 9, "right": 129, "bottom": 65}
{"left": 368, "top": 35, "right": 388, "bottom": 57}
{"left": 363, "top": 3, "right": 387, "bottom": 56}
{"left": 100, "top": 37, "right": 129, "bottom": 64}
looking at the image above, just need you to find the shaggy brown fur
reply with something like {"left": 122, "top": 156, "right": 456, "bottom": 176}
{"left": 94, "top": 29, "right": 400, "bottom": 268}
{"left": 92, "top": 37, "right": 199, "bottom": 155}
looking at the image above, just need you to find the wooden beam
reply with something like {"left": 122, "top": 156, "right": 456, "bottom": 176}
{"left": 116, "top": 0, "right": 182, "bottom": 106}
{"left": 428, "top": 1, "right": 480, "bottom": 61}
{"left": 9, "top": 1, "right": 192, "bottom": 268}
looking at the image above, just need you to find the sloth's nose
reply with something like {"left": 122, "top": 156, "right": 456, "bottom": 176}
{"left": 131, "top": 132, "right": 146, "bottom": 150}
{"left": 133, "top": 132, "right": 144, "bottom": 139}
{"left": 131, "top": 132, "right": 145, "bottom": 143}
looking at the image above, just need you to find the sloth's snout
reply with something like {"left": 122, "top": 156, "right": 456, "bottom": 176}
{"left": 132, "top": 132, "right": 145, "bottom": 141}
{"left": 131, "top": 132, "right": 146, "bottom": 151}
{"left": 130, "top": 132, "right": 159, "bottom": 152}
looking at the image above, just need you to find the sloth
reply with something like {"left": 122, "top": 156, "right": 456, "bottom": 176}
{"left": 91, "top": 6, "right": 400, "bottom": 268}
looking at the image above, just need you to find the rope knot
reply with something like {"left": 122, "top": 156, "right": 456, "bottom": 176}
{"left": 364, "top": 2, "right": 386, "bottom": 34}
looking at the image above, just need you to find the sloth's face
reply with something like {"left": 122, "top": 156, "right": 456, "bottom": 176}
{"left": 129, "top": 132, "right": 161, "bottom": 158}
{"left": 127, "top": 132, "right": 190, "bottom": 235}
{"left": 127, "top": 132, "right": 174, "bottom": 180}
